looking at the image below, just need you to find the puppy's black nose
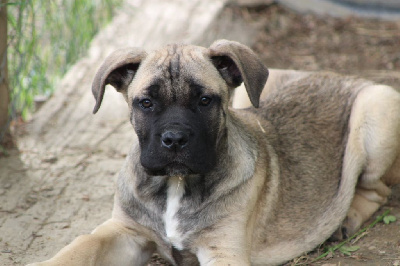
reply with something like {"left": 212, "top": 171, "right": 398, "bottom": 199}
{"left": 161, "top": 131, "right": 189, "bottom": 150}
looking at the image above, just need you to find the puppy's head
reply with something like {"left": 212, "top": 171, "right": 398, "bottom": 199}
{"left": 92, "top": 40, "right": 268, "bottom": 176}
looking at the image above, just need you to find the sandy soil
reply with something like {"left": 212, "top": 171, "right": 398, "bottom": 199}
{"left": 1, "top": 2, "right": 399, "bottom": 266}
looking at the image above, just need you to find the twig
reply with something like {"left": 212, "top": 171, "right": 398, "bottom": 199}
{"left": 312, "top": 209, "right": 391, "bottom": 263}
{"left": 351, "top": 231, "right": 368, "bottom": 245}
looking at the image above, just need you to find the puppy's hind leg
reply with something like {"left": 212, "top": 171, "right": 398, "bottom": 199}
{"left": 341, "top": 84, "right": 400, "bottom": 238}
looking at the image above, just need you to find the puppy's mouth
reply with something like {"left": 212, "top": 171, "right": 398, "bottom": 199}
{"left": 143, "top": 162, "right": 193, "bottom": 177}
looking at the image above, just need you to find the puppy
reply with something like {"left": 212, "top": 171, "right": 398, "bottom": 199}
{"left": 29, "top": 40, "right": 400, "bottom": 266}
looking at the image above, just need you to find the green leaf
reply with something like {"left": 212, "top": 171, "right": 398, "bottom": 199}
{"left": 339, "top": 245, "right": 360, "bottom": 256}
{"left": 7, "top": 11, "right": 17, "bottom": 28}
{"left": 383, "top": 215, "right": 397, "bottom": 224}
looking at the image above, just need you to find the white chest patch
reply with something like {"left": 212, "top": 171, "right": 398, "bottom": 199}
{"left": 163, "top": 176, "right": 185, "bottom": 249}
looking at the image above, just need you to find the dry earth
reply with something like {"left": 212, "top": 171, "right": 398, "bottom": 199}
{"left": 1, "top": 1, "right": 400, "bottom": 266}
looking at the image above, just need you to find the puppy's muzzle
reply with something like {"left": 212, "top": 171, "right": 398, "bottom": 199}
{"left": 161, "top": 130, "right": 189, "bottom": 150}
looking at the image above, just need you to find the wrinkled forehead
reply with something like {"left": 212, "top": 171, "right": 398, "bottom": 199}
{"left": 129, "top": 44, "right": 227, "bottom": 98}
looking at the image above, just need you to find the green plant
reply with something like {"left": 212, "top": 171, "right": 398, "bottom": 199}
{"left": 338, "top": 245, "right": 360, "bottom": 256}
{"left": 383, "top": 215, "right": 396, "bottom": 224}
{"left": 6, "top": 0, "right": 123, "bottom": 120}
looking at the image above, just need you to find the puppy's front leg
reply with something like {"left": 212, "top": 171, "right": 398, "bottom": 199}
{"left": 27, "top": 219, "right": 155, "bottom": 266}
{"left": 195, "top": 228, "right": 251, "bottom": 266}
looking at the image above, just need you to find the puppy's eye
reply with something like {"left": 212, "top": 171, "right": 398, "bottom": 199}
{"left": 199, "top": 96, "right": 212, "bottom": 106}
{"left": 139, "top": 99, "right": 153, "bottom": 109}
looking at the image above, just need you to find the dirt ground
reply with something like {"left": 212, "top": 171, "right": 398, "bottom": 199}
{"left": 1, "top": 1, "right": 400, "bottom": 266}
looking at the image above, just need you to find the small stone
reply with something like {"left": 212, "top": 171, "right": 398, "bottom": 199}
{"left": 1, "top": 250, "right": 12, "bottom": 253}
{"left": 42, "top": 156, "right": 58, "bottom": 164}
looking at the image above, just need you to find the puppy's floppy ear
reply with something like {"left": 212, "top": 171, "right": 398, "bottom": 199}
{"left": 92, "top": 48, "right": 147, "bottom": 114}
{"left": 209, "top": 40, "right": 268, "bottom": 108}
